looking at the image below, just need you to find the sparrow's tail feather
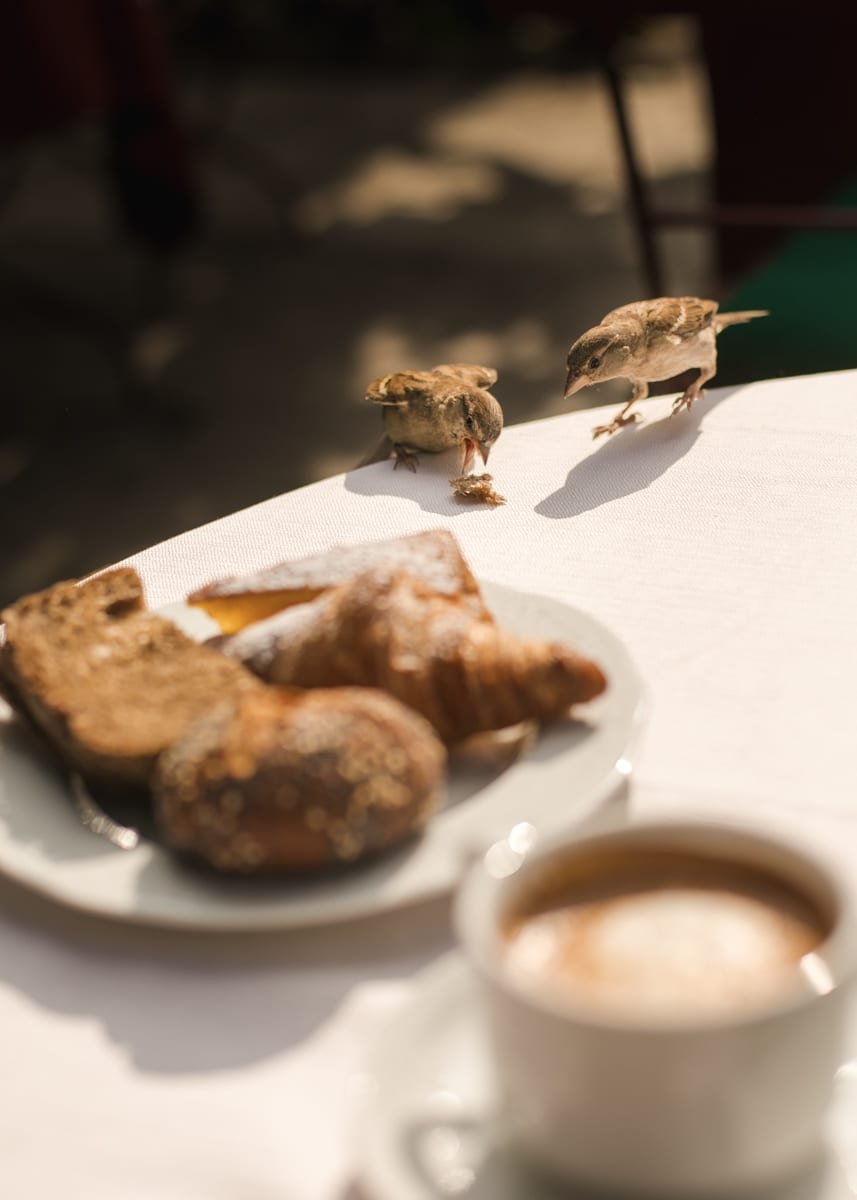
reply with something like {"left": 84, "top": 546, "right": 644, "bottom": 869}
{"left": 356, "top": 434, "right": 394, "bottom": 468}
{"left": 715, "top": 309, "right": 769, "bottom": 331}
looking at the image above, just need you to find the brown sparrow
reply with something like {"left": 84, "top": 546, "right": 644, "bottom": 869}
{"left": 563, "top": 297, "right": 769, "bottom": 438}
{"left": 360, "top": 363, "right": 503, "bottom": 472}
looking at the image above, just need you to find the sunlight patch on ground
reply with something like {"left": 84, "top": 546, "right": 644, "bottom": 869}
{"left": 428, "top": 64, "right": 710, "bottom": 205}
{"left": 351, "top": 319, "right": 557, "bottom": 397}
{"left": 291, "top": 64, "right": 708, "bottom": 231}
{"left": 129, "top": 322, "right": 187, "bottom": 379}
{"left": 442, "top": 320, "right": 555, "bottom": 380}
{"left": 294, "top": 148, "right": 503, "bottom": 232}
{"left": 352, "top": 325, "right": 417, "bottom": 392}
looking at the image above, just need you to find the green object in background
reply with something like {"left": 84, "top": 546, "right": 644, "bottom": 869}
{"left": 720, "top": 188, "right": 857, "bottom": 386}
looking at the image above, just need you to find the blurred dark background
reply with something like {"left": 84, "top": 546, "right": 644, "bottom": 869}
{"left": 2, "top": 1, "right": 856, "bottom": 606}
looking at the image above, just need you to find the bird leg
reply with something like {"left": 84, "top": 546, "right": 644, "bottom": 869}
{"left": 592, "top": 381, "right": 649, "bottom": 439}
{"left": 392, "top": 444, "right": 420, "bottom": 472}
{"left": 672, "top": 367, "right": 716, "bottom": 416}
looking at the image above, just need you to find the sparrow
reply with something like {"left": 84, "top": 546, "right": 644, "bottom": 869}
{"left": 563, "top": 297, "right": 769, "bottom": 438}
{"left": 360, "top": 362, "right": 503, "bottom": 472}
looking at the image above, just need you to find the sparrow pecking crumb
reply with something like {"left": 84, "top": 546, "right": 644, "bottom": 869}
{"left": 359, "top": 363, "right": 503, "bottom": 472}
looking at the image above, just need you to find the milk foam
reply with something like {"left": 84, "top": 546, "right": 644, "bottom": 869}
{"left": 505, "top": 866, "right": 827, "bottom": 1017}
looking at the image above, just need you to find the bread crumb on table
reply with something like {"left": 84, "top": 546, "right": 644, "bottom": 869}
{"left": 449, "top": 473, "right": 507, "bottom": 507}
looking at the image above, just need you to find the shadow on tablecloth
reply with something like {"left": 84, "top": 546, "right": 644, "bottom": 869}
{"left": 535, "top": 386, "right": 739, "bottom": 520}
{"left": 344, "top": 445, "right": 501, "bottom": 518}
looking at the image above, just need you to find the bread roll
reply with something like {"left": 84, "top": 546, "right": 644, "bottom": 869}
{"left": 153, "top": 686, "right": 446, "bottom": 872}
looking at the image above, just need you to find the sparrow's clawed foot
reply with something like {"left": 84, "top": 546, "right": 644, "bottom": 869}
{"left": 591, "top": 412, "right": 639, "bottom": 439}
{"left": 393, "top": 444, "right": 420, "bottom": 472}
{"left": 671, "top": 387, "right": 702, "bottom": 417}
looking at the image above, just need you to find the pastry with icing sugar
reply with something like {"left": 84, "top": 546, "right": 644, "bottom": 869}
{"left": 218, "top": 567, "right": 607, "bottom": 743}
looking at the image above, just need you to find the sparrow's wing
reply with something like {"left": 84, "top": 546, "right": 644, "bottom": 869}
{"left": 431, "top": 363, "right": 498, "bottom": 389}
{"left": 643, "top": 297, "right": 719, "bottom": 344}
{"left": 365, "top": 371, "right": 431, "bottom": 406}
{"left": 606, "top": 297, "right": 719, "bottom": 344}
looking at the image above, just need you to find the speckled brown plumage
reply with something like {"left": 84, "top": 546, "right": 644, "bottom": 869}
{"left": 360, "top": 362, "right": 503, "bottom": 472}
{"left": 563, "top": 297, "right": 769, "bottom": 438}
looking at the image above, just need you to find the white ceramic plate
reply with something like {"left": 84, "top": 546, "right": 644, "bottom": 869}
{"left": 356, "top": 953, "right": 857, "bottom": 1200}
{"left": 0, "top": 584, "right": 644, "bottom": 930}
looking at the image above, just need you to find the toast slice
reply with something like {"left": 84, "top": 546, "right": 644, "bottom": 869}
{"left": 186, "top": 528, "right": 484, "bottom": 633}
{"left": 0, "top": 568, "right": 260, "bottom": 789}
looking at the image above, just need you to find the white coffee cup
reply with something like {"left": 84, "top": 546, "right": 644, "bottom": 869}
{"left": 454, "top": 819, "right": 857, "bottom": 1197}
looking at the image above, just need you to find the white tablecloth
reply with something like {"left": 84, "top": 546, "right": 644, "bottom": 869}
{"left": 3, "top": 370, "right": 857, "bottom": 1197}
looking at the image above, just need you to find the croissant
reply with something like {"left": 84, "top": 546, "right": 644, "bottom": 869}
{"left": 219, "top": 569, "right": 607, "bottom": 743}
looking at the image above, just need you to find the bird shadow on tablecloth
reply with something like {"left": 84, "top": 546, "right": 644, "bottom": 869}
{"left": 535, "top": 386, "right": 739, "bottom": 520}
{"left": 343, "top": 448, "right": 488, "bottom": 518}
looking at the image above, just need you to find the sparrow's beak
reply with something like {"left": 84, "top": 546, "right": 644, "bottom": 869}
{"left": 461, "top": 438, "right": 494, "bottom": 472}
{"left": 564, "top": 370, "right": 588, "bottom": 400}
{"left": 460, "top": 438, "right": 477, "bottom": 473}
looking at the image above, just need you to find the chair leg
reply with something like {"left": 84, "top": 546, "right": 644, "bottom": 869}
{"left": 598, "top": 45, "right": 666, "bottom": 298}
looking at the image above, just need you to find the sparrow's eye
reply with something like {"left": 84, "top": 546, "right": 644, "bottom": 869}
{"left": 464, "top": 414, "right": 475, "bottom": 431}
{"left": 588, "top": 355, "right": 602, "bottom": 370}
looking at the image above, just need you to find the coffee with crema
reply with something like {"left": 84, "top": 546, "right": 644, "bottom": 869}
{"left": 503, "top": 848, "right": 831, "bottom": 1018}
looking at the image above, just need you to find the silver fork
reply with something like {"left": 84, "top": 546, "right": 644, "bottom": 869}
{"left": 70, "top": 772, "right": 140, "bottom": 851}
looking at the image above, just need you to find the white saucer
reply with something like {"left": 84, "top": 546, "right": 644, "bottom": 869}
{"left": 356, "top": 954, "right": 857, "bottom": 1200}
